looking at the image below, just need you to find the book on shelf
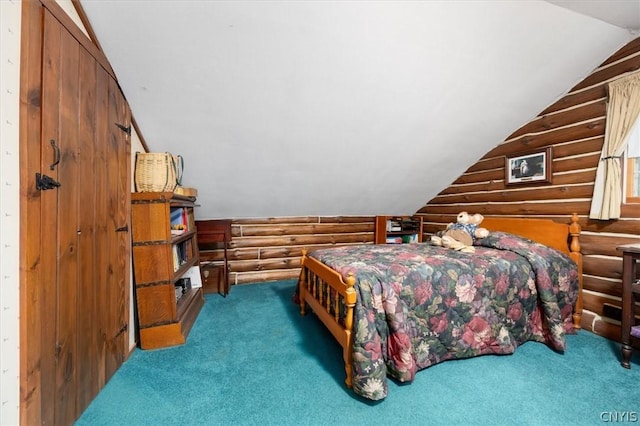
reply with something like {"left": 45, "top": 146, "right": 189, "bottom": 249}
{"left": 183, "top": 265, "right": 202, "bottom": 289}
{"left": 386, "top": 236, "right": 403, "bottom": 244}
{"left": 172, "top": 241, "right": 192, "bottom": 271}
{"left": 386, "top": 220, "right": 403, "bottom": 232}
{"left": 185, "top": 239, "right": 193, "bottom": 261}
{"left": 170, "top": 207, "right": 190, "bottom": 234}
{"left": 170, "top": 207, "right": 183, "bottom": 226}
{"left": 402, "top": 234, "right": 418, "bottom": 243}
{"left": 174, "top": 277, "right": 192, "bottom": 301}
{"left": 386, "top": 217, "right": 420, "bottom": 233}
{"left": 172, "top": 245, "right": 180, "bottom": 271}
{"left": 182, "top": 208, "right": 189, "bottom": 231}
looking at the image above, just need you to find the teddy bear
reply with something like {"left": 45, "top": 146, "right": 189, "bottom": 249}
{"left": 430, "top": 212, "right": 489, "bottom": 253}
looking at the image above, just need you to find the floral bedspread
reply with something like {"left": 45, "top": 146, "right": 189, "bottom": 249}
{"left": 308, "top": 232, "right": 578, "bottom": 400}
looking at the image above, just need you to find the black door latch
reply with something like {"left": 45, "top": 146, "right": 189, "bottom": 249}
{"left": 35, "top": 173, "right": 61, "bottom": 190}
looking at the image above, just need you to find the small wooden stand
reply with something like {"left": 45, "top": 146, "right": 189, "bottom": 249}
{"left": 197, "top": 219, "right": 232, "bottom": 296}
{"left": 617, "top": 243, "right": 640, "bottom": 368}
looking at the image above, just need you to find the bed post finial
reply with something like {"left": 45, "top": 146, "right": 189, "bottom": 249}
{"left": 569, "top": 213, "right": 581, "bottom": 254}
{"left": 343, "top": 272, "right": 357, "bottom": 389}
{"left": 569, "top": 213, "right": 583, "bottom": 330}
{"left": 299, "top": 248, "right": 308, "bottom": 316}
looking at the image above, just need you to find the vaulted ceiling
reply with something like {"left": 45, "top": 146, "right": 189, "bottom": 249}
{"left": 79, "top": 0, "right": 639, "bottom": 219}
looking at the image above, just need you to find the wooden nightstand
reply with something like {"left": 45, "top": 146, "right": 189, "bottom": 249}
{"left": 197, "top": 220, "right": 231, "bottom": 297}
{"left": 617, "top": 243, "right": 640, "bottom": 368}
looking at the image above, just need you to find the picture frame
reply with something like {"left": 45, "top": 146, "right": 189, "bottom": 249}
{"left": 505, "top": 147, "right": 552, "bottom": 186}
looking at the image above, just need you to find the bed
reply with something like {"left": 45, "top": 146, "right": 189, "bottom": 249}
{"left": 297, "top": 214, "right": 583, "bottom": 400}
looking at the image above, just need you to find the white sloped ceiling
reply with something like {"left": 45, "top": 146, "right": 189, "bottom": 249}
{"left": 79, "top": 0, "right": 637, "bottom": 219}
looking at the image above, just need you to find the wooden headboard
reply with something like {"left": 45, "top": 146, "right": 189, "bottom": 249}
{"left": 481, "top": 214, "right": 580, "bottom": 255}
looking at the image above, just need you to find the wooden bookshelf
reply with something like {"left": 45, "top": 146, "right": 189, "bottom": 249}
{"left": 131, "top": 192, "right": 204, "bottom": 349}
{"left": 375, "top": 215, "right": 423, "bottom": 244}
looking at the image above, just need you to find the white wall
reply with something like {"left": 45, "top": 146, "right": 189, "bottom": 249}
{"left": 129, "top": 129, "right": 144, "bottom": 352}
{"left": 0, "top": 2, "right": 144, "bottom": 423}
{"left": 0, "top": 1, "right": 22, "bottom": 424}
{"left": 81, "top": 1, "right": 633, "bottom": 219}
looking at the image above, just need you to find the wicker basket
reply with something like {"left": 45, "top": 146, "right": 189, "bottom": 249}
{"left": 134, "top": 152, "right": 182, "bottom": 192}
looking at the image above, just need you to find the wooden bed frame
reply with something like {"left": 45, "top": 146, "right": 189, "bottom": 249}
{"left": 298, "top": 213, "right": 583, "bottom": 389}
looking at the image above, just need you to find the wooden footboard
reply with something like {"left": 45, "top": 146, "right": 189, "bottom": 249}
{"left": 298, "top": 213, "right": 583, "bottom": 389}
{"left": 299, "top": 250, "right": 357, "bottom": 388}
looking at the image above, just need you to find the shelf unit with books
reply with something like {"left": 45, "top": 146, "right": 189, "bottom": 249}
{"left": 131, "top": 192, "right": 204, "bottom": 349}
{"left": 375, "top": 215, "right": 423, "bottom": 244}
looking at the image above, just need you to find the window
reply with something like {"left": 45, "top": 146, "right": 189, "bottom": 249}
{"left": 589, "top": 71, "right": 640, "bottom": 220}
{"left": 624, "top": 117, "right": 640, "bottom": 204}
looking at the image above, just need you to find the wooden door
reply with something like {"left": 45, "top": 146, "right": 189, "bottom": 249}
{"left": 20, "top": 2, "right": 131, "bottom": 424}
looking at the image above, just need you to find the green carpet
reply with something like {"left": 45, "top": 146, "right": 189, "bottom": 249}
{"left": 76, "top": 280, "right": 640, "bottom": 426}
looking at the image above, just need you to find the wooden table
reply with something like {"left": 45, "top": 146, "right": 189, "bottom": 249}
{"left": 617, "top": 243, "right": 640, "bottom": 368}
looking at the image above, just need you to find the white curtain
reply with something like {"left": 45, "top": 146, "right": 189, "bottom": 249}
{"left": 589, "top": 72, "right": 640, "bottom": 220}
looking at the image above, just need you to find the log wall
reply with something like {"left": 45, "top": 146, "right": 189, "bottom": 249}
{"left": 417, "top": 37, "right": 640, "bottom": 342}
{"left": 199, "top": 216, "right": 375, "bottom": 285}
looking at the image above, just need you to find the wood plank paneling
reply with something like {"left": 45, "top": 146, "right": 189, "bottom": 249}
{"left": 582, "top": 217, "right": 640, "bottom": 234}
{"left": 105, "top": 77, "right": 129, "bottom": 382}
{"left": 37, "top": 11, "right": 62, "bottom": 424}
{"left": 20, "top": 0, "right": 47, "bottom": 422}
{"left": 429, "top": 184, "right": 594, "bottom": 205}
{"left": 93, "top": 58, "right": 110, "bottom": 394}
{"left": 486, "top": 118, "right": 606, "bottom": 159}
{"left": 510, "top": 100, "right": 606, "bottom": 139}
{"left": 583, "top": 275, "right": 622, "bottom": 298}
{"left": 418, "top": 201, "right": 593, "bottom": 216}
{"left": 55, "top": 23, "right": 81, "bottom": 425}
{"left": 580, "top": 234, "right": 640, "bottom": 257}
{"left": 76, "top": 43, "right": 98, "bottom": 412}
{"left": 583, "top": 256, "right": 623, "bottom": 281}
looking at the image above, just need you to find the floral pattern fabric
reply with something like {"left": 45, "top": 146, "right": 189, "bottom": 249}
{"left": 308, "top": 232, "right": 578, "bottom": 400}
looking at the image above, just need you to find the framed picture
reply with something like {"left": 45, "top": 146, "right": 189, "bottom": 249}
{"left": 505, "top": 147, "right": 552, "bottom": 186}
